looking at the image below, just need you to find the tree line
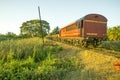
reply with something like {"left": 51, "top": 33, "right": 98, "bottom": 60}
{"left": 1, "top": 19, "right": 120, "bottom": 41}
{"left": 0, "top": 19, "right": 59, "bottom": 41}
{"left": 0, "top": 32, "right": 18, "bottom": 41}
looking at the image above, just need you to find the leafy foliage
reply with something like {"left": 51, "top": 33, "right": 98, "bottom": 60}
{"left": 51, "top": 26, "right": 60, "bottom": 35}
{"left": 20, "top": 19, "right": 50, "bottom": 38}
{"left": 107, "top": 25, "right": 120, "bottom": 40}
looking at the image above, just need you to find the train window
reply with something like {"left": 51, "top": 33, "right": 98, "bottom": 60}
{"left": 66, "top": 24, "right": 78, "bottom": 31}
{"left": 78, "top": 22, "right": 80, "bottom": 28}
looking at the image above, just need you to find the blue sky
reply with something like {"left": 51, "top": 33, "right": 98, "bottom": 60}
{"left": 0, "top": 0, "right": 120, "bottom": 34}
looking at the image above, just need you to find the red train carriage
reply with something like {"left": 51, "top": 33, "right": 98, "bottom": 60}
{"left": 59, "top": 14, "right": 107, "bottom": 47}
{"left": 60, "top": 14, "right": 107, "bottom": 38}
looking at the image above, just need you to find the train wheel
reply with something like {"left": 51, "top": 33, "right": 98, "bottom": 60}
{"left": 93, "top": 40, "right": 98, "bottom": 47}
{"left": 93, "top": 42, "right": 97, "bottom": 47}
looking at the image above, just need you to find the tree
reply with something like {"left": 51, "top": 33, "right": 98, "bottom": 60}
{"left": 0, "top": 32, "right": 17, "bottom": 41}
{"left": 51, "top": 26, "right": 60, "bottom": 35}
{"left": 108, "top": 25, "right": 120, "bottom": 40}
{"left": 20, "top": 19, "right": 50, "bottom": 38}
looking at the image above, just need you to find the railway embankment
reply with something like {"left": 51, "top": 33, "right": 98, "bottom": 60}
{"left": 56, "top": 41, "right": 120, "bottom": 80}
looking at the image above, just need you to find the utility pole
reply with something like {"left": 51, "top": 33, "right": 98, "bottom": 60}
{"left": 38, "top": 6, "right": 44, "bottom": 46}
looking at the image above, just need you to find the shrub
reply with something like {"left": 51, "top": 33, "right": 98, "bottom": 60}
{"left": 102, "top": 41, "right": 120, "bottom": 51}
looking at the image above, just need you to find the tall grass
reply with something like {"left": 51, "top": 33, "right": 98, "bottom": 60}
{"left": 0, "top": 38, "right": 41, "bottom": 61}
{"left": 0, "top": 38, "right": 82, "bottom": 80}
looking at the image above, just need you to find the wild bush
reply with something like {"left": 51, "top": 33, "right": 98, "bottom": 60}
{"left": 102, "top": 41, "right": 120, "bottom": 51}
{"left": 34, "top": 55, "right": 82, "bottom": 80}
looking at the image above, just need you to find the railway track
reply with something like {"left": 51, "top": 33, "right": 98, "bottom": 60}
{"left": 46, "top": 36, "right": 99, "bottom": 48}
{"left": 46, "top": 38, "right": 120, "bottom": 59}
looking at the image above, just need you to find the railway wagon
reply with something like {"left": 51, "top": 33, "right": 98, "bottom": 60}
{"left": 50, "top": 14, "right": 107, "bottom": 47}
{"left": 60, "top": 14, "right": 107, "bottom": 38}
{"left": 59, "top": 14, "right": 107, "bottom": 47}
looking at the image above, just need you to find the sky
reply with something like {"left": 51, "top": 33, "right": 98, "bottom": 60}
{"left": 0, "top": 0, "right": 120, "bottom": 35}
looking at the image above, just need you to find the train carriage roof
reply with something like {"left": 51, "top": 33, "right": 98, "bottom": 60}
{"left": 61, "top": 13, "right": 107, "bottom": 30}
{"left": 76, "top": 14, "right": 107, "bottom": 22}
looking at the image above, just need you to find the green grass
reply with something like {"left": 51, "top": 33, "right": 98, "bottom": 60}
{"left": 0, "top": 38, "right": 82, "bottom": 80}
{"left": 0, "top": 38, "right": 120, "bottom": 80}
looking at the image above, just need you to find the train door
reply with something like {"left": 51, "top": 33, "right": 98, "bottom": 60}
{"left": 81, "top": 20, "right": 84, "bottom": 37}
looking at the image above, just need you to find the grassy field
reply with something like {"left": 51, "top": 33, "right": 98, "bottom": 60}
{"left": 78, "top": 50, "right": 120, "bottom": 80}
{"left": 0, "top": 38, "right": 120, "bottom": 80}
{"left": 56, "top": 41, "right": 120, "bottom": 80}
